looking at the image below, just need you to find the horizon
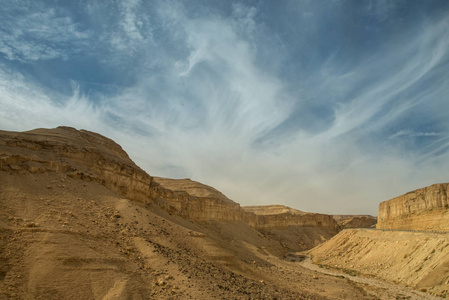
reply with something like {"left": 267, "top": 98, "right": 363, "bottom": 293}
{"left": 1, "top": 1, "right": 449, "bottom": 215}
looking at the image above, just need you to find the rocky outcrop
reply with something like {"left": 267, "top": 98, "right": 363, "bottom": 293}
{"left": 333, "top": 215, "right": 377, "bottom": 229}
{"left": 377, "top": 183, "right": 449, "bottom": 231}
{"left": 154, "top": 178, "right": 339, "bottom": 233}
{"left": 246, "top": 206, "right": 339, "bottom": 232}
{"left": 243, "top": 205, "right": 305, "bottom": 216}
{"left": 151, "top": 177, "right": 250, "bottom": 223}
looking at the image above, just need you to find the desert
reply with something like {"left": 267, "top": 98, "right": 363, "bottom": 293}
{"left": 2, "top": 2, "right": 449, "bottom": 299}
{"left": 0, "top": 127, "right": 447, "bottom": 299}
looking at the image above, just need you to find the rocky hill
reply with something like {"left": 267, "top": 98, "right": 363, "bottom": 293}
{"left": 332, "top": 215, "right": 377, "bottom": 229}
{"left": 243, "top": 205, "right": 306, "bottom": 215}
{"left": 152, "top": 177, "right": 246, "bottom": 223}
{"left": 377, "top": 183, "right": 449, "bottom": 231}
{"left": 153, "top": 177, "right": 339, "bottom": 234}
{"left": 1, "top": 126, "right": 381, "bottom": 299}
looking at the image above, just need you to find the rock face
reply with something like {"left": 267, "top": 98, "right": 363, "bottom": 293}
{"left": 154, "top": 177, "right": 339, "bottom": 233}
{"left": 243, "top": 205, "right": 305, "bottom": 216}
{"left": 333, "top": 215, "right": 377, "bottom": 229}
{"left": 241, "top": 205, "right": 339, "bottom": 251}
{"left": 243, "top": 205, "right": 339, "bottom": 232}
{"left": 152, "top": 177, "right": 248, "bottom": 223}
{"left": 377, "top": 183, "right": 449, "bottom": 231}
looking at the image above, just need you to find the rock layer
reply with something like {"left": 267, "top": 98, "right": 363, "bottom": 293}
{"left": 152, "top": 177, "right": 247, "bottom": 223}
{"left": 333, "top": 215, "right": 377, "bottom": 229}
{"left": 377, "top": 183, "right": 449, "bottom": 231}
{"left": 243, "top": 205, "right": 306, "bottom": 216}
{"left": 154, "top": 178, "right": 339, "bottom": 233}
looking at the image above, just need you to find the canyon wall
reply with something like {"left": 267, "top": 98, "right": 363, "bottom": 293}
{"left": 154, "top": 178, "right": 340, "bottom": 233}
{"left": 243, "top": 205, "right": 339, "bottom": 231}
{"left": 333, "top": 215, "right": 377, "bottom": 229}
{"left": 377, "top": 183, "right": 449, "bottom": 231}
{"left": 151, "top": 177, "right": 251, "bottom": 223}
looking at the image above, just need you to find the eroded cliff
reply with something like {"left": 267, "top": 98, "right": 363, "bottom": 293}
{"left": 151, "top": 177, "right": 249, "bottom": 223}
{"left": 154, "top": 178, "right": 339, "bottom": 234}
{"left": 333, "top": 215, "right": 377, "bottom": 229}
{"left": 377, "top": 183, "right": 449, "bottom": 231}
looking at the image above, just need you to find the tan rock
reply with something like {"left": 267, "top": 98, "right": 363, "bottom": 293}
{"left": 334, "top": 215, "right": 377, "bottom": 229}
{"left": 377, "top": 183, "right": 449, "bottom": 231}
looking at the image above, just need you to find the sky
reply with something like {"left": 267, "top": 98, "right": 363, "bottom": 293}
{"left": 1, "top": 0, "right": 449, "bottom": 215}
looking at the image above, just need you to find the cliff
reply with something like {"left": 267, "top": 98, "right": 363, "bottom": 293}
{"left": 245, "top": 206, "right": 338, "bottom": 231}
{"left": 152, "top": 177, "right": 249, "bottom": 223}
{"left": 154, "top": 177, "right": 339, "bottom": 233}
{"left": 377, "top": 183, "right": 449, "bottom": 231}
{"left": 243, "top": 205, "right": 305, "bottom": 215}
{"left": 333, "top": 215, "right": 377, "bottom": 229}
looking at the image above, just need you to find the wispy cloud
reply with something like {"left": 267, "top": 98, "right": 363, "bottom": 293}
{"left": 0, "top": 3, "right": 89, "bottom": 62}
{"left": 389, "top": 130, "right": 443, "bottom": 139}
{"left": 0, "top": 1, "right": 449, "bottom": 215}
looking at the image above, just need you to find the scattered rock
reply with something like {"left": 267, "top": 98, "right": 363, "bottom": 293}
{"left": 156, "top": 279, "right": 166, "bottom": 286}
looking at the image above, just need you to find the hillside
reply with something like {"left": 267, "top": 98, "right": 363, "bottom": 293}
{"left": 0, "top": 127, "right": 380, "bottom": 299}
{"left": 308, "top": 229, "right": 449, "bottom": 297}
{"left": 333, "top": 215, "right": 377, "bottom": 229}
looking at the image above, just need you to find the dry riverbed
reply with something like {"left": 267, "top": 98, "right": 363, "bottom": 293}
{"left": 287, "top": 253, "right": 439, "bottom": 300}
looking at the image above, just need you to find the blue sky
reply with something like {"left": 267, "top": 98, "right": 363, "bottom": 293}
{"left": 1, "top": 0, "right": 449, "bottom": 215}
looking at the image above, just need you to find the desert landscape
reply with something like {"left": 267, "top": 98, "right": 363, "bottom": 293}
{"left": 0, "top": 126, "right": 447, "bottom": 299}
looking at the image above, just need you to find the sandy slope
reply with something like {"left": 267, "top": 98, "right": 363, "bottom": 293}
{"left": 308, "top": 228, "right": 449, "bottom": 297}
